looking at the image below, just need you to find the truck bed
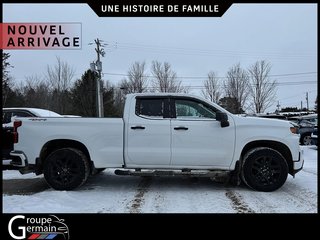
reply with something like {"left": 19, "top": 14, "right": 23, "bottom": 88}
{"left": 14, "top": 117, "right": 124, "bottom": 168}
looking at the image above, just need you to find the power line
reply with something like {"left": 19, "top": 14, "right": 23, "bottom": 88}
{"left": 269, "top": 72, "right": 316, "bottom": 77}
{"left": 101, "top": 71, "right": 317, "bottom": 88}
{"left": 13, "top": 71, "right": 317, "bottom": 87}
{"left": 129, "top": 81, "right": 316, "bottom": 90}
{"left": 104, "top": 41, "right": 316, "bottom": 59}
{"left": 277, "top": 89, "right": 317, "bottom": 101}
{"left": 102, "top": 71, "right": 317, "bottom": 80}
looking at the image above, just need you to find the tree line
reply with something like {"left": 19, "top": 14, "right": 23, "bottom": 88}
{"left": 3, "top": 52, "right": 279, "bottom": 116}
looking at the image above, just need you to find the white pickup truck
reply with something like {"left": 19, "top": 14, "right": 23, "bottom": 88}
{"left": 10, "top": 93, "right": 303, "bottom": 192}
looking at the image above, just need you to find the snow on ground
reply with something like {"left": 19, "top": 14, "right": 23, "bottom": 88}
{"left": 2, "top": 146, "right": 317, "bottom": 213}
{"left": 2, "top": 169, "right": 42, "bottom": 179}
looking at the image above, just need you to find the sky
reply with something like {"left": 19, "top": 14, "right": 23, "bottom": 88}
{"left": 2, "top": 3, "right": 317, "bottom": 113}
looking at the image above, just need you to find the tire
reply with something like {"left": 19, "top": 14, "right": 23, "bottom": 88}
{"left": 95, "top": 168, "right": 106, "bottom": 174}
{"left": 300, "top": 133, "right": 312, "bottom": 145}
{"left": 241, "top": 147, "right": 288, "bottom": 192}
{"left": 43, "top": 148, "right": 90, "bottom": 190}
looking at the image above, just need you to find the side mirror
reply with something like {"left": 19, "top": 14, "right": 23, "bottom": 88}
{"left": 216, "top": 111, "right": 229, "bottom": 128}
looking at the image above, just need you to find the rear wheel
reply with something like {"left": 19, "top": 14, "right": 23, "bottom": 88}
{"left": 43, "top": 148, "right": 90, "bottom": 190}
{"left": 241, "top": 147, "right": 288, "bottom": 192}
{"left": 300, "top": 133, "right": 312, "bottom": 145}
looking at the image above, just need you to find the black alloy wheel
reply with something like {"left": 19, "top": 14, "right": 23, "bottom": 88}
{"left": 241, "top": 148, "right": 288, "bottom": 192}
{"left": 43, "top": 148, "right": 90, "bottom": 190}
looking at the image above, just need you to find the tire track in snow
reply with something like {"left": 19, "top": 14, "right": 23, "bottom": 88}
{"left": 128, "top": 177, "right": 152, "bottom": 213}
{"left": 281, "top": 182, "right": 317, "bottom": 211}
{"left": 302, "top": 169, "right": 317, "bottom": 176}
{"left": 3, "top": 178, "right": 49, "bottom": 195}
{"left": 152, "top": 192, "right": 165, "bottom": 213}
{"left": 225, "top": 190, "right": 255, "bottom": 213}
{"left": 240, "top": 182, "right": 317, "bottom": 213}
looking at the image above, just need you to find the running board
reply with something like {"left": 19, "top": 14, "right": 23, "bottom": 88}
{"left": 114, "top": 169, "right": 230, "bottom": 181}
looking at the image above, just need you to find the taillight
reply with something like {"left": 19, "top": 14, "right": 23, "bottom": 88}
{"left": 13, "top": 120, "right": 22, "bottom": 143}
{"left": 290, "top": 126, "right": 298, "bottom": 134}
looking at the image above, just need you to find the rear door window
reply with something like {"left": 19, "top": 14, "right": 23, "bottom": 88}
{"left": 136, "top": 98, "right": 168, "bottom": 119}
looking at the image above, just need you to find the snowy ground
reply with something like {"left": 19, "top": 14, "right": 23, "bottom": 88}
{"left": 3, "top": 146, "right": 317, "bottom": 213}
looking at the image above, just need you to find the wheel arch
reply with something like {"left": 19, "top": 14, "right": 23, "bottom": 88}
{"left": 36, "top": 139, "right": 92, "bottom": 174}
{"left": 240, "top": 140, "right": 294, "bottom": 175}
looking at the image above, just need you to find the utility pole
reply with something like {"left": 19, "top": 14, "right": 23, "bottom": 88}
{"left": 306, "top": 92, "right": 309, "bottom": 112}
{"left": 89, "top": 38, "right": 107, "bottom": 117}
{"left": 276, "top": 101, "right": 281, "bottom": 113}
{"left": 95, "top": 38, "right": 104, "bottom": 118}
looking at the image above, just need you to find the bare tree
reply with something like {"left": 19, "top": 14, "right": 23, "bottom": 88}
{"left": 113, "top": 84, "right": 126, "bottom": 117}
{"left": 224, "top": 63, "right": 250, "bottom": 113}
{"left": 151, "top": 61, "right": 187, "bottom": 93}
{"left": 123, "top": 61, "right": 148, "bottom": 93}
{"left": 113, "top": 78, "right": 134, "bottom": 115}
{"left": 19, "top": 75, "right": 50, "bottom": 108}
{"left": 46, "top": 57, "right": 75, "bottom": 114}
{"left": 219, "top": 96, "right": 243, "bottom": 114}
{"left": 201, "top": 71, "right": 221, "bottom": 103}
{"left": 248, "top": 60, "right": 277, "bottom": 113}
{"left": 118, "top": 79, "right": 131, "bottom": 95}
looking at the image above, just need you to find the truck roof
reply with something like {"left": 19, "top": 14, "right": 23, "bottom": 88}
{"left": 126, "top": 93, "right": 231, "bottom": 114}
{"left": 128, "top": 93, "right": 199, "bottom": 97}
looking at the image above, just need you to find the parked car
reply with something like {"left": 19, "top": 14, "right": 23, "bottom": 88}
{"left": 3, "top": 108, "right": 61, "bottom": 125}
{"left": 311, "top": 128, "right": 318, "bottom": 146}
{"left": 256, "top": 114, "right": 299, "bottom": 136}
{"left": 257, "top": 114, "right": 288, "bottom": 120}
{"left": 288, "top": 114, "right": 317, "bottom": 145}
{"left": 2, "top": 108, "right": 61, "bottom": 170}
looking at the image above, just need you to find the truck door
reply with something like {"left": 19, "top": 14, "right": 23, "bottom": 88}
{"left": 125, "top": 97, "right": 171, "bottom": 167}
{"left": 170, "top": 97, "right": 235, "bottom": 168}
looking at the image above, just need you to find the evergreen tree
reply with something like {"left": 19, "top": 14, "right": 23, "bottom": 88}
{"left": 71, "top": 70, "right": 98, "bottom": 117}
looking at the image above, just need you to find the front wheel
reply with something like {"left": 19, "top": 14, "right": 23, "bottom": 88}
{"left": 241, "top": 147, "right": 288, "bottom": 192}
{"left": 94, "top": 168, "right": 106, "bottom": 175}
{"left": 43, "top": 148, "right": 90, "bottom": 190}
